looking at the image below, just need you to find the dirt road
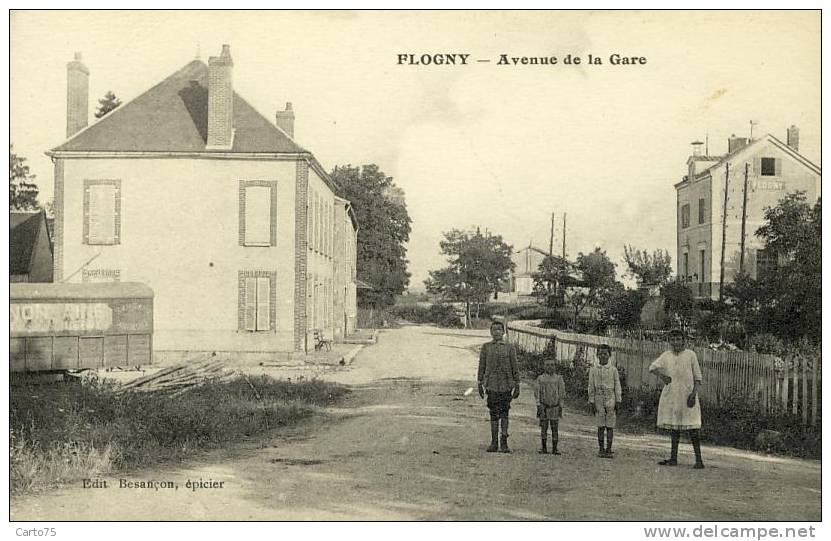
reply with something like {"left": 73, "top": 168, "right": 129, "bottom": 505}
{"left": 12, "top": 326, "right": 821, "bottom": 520}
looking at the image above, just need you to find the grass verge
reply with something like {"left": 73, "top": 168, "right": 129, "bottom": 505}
{"left": 10, "top": 375, "right": 349, "bottom": 495}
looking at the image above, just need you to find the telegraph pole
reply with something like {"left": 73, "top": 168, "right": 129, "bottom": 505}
{"left": 739, "top": 163, "right": 749, "bottom": 275}
{"left": 562, "top": 213, "right": 567, "bottom": 259}
{"left": 718, "top": 163, "right": 730, "bottom": 301}
{"left": 549, "top": 212, "right": 555, "bottom": 256}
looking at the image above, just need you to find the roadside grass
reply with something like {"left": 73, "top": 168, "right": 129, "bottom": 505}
{"left": 516, "top": 349, "right": 821, "bottom": 460}
{"left": 10, "top": 375, "right": 349, "bottom": 495}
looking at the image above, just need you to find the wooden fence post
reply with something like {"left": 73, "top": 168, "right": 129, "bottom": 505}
{"left": 810, "top": 357, "right": 817, "bottom": 428}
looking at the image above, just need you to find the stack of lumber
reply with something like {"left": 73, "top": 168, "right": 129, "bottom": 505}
{"left": 119, "top": 356, "right": 235, "bottom": 396}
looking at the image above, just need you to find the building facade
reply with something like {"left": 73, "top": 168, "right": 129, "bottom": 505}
{"left": 675, "top": 128, "right": 820, "bottom": 299}
{"left": 47, "top": 46, "right": 358, "bottom": 355}
{"left": 510, "top": 245, "right": 549, "bottom": 295}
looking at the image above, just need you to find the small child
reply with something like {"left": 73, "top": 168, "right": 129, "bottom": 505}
{"left": 534, "top": 358, "right": 565, "bottom": 455}
{"left": 588, "top": 344, "right": 622, "bottom": 458}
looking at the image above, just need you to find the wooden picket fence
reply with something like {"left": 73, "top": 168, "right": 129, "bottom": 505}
{"left": 505, "top": 320, "right": 821, "bottom": 427}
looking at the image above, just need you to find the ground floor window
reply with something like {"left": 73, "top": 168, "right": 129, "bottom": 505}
{"left": 238, "top": 270, "right": 277, "bottom": 332}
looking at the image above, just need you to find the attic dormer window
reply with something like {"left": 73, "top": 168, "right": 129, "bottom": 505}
{"left": 760, "top": 157, "right": 777, "bottom": 176}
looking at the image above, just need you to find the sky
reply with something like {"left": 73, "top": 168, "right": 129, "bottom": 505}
{"left": 10, "top": 10, "right": 821, "bottom": 287}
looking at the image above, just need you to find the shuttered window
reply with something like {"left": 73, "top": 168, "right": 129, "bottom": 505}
{"left": 239, "top": 181, "right": 277, "bottom": 246}
{"left": 698, "top": 198, "right": 707, "bottom": 224}
{"left": 84, "top": 180, "right": 120, "bottom": 245}
{"left": 681, "top": 204, "right": 690, "bottom": 229}
{"left": 757, "top": 157, "right": 781, "bottom": 177}
{"left": 239, "top": 271, "right": 277, "bottom": 332}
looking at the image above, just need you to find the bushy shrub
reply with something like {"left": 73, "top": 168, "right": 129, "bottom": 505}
{"left": 429, "top": 304, "right": 463, "bottom": 328}
{"left": 388, "top": 304, "right": 434, "bottom": 324}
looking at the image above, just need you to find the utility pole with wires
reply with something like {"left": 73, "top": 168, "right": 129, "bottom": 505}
{"left": 739, "top": 163, "right": 749, "bottom": 275}
{"left": 718, "top": 163, "right": 730, "bottom": 301}
{"left": 549, "top": 212, "right": 555, "bottom": 256}
{"left": 562, "top": 212, "right": 567, "bottom": 260}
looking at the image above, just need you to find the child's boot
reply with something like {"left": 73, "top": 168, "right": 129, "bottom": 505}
{"left": 499, "top": 434, "right": 511, "bottom": 453}
{"left": 486, "top": 419, "right": 499, "bottom": 452}
{"left": 539, "top": 437, "right": 548, "bottom": 454}
{"left": 499, "top": 417, "right": 511, "bottom": 453}
{"left": 597, "top": 427, "right": 606, "bottom": 457}
{"left": 605, "top": 428, "right": 615, "bottom": 458}
{"left": 551, "top": 422, "right": 561, "bottom": 455}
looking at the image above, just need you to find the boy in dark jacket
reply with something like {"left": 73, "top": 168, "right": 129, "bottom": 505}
{"left": 478, "top": 321, "right": 520, "bottom": 453}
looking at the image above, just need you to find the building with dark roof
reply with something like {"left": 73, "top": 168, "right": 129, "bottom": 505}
{"left": 675, "top": 128, "right": 820, "bottom": 299}
{"left": 47, "top": 46, "right": 358, "bottom": 355}
{"left": 10, "top": 210, "right": 53, "bottom": 283}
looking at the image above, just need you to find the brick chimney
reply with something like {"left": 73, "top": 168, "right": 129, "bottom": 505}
{"left": 728, "top": 133, "right": 749, "bottom": 153}
{"left": 207, "top": 44, "right": 234, "bottom": 149}
{"left": 66, "top": 52, "right": 89, "bottom": 138}
{"left": 275, "top": 102, "right": 295, "bottom": 138}
{"left": 786, "top": 125, "right": 799, "bottom": 152}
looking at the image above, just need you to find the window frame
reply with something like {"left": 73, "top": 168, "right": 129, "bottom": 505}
{"left": 238, "top": 270, "right": 277, "bottom": 332}
{"left": 239, "top": 180, "right": 278, "bottom": 247}
{"left": 83, "top": 179, "right": 121, "bottom": 245}
{"left": 681, "top": 203, "right": 691, "bottom": 229}
{"left": 760, "top": 157, "right": 777, "bottom": 176}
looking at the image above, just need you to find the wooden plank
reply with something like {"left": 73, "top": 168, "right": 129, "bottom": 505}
{"left": 26, "top": 337, "right": 53, "bottom": 371}
{"left": 792, "top": 357, "right": 799, "bottom": 415}
{"left": 53, "top": 336, "right": 80, "bottom": 369}
{"left": 80, "top": 337, "right": 104, "bottom": 368}
{"left": 802, "top": 355, "right": 808, "bottom": 427}
{"left": 810, "top": 356, "right": 818, "bottom": 427}
{"left": 10, "top": 338, "right": 26, "bottom": 372}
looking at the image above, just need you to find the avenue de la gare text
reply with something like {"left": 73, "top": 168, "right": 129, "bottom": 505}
{"left": 397, "top": 53, "right": 648, "bottom": 66}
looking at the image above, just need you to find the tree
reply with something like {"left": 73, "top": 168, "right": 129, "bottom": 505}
{"left": 565, "top": 248, "right": 617, "bottom": 326}
{"left": 94, "top": 91, "right": 122, "bottom": 119}
{"left": 598, "top": 283, "right": 647, "bottom": 329}
{"left": 660, "top": 279, "right": 696, "bottom": 330}
{"left": 330, "top": 164, "right": 412, "bottom": 308}
{"left": 424, "top": 228, "right": 514, "bottom": 325}
{"left": 10, "top": 145, "right": 39, "bottom": 210}
{"left": 623, "top": 245, "right": 673, "bottom": 286}
{"left": 532, "top": 255, "right": 574, "bottom": 307}
{"left": 724, "top": 192, "right": 821, "bottom": 343}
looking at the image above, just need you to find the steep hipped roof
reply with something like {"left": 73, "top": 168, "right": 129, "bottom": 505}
{"left": 10, "top": 211, "right": 46, "bottom": 275}
{"left": 51, "top": 60, "right": 306, "bottom": 154}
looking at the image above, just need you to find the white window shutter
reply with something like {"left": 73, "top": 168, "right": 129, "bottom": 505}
{"left": 244, "top": 186, "right": 271, "bottom": 245}
{"left": 752, "top": 157, "right": 761, "bottom": 175}
{"left": 256, "top": 276, "right": 270, "bottom": 331}
{"left": 88, "top": 185, "right": 116, "bottom": 244}
{"left": 244, "top": 277, "right": 257, "bottom": 331}
{"left": 775, "top": 158, "right": 782, "bottom": 176}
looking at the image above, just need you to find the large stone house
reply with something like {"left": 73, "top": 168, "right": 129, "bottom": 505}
{"left": 47, "top": 46, "right": 358, "bottom": 356}
{"left": 675, "top": 127, "right": 820, "bottom": 299}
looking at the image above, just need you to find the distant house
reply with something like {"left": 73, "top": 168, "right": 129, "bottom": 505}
{"left": 675, "top": 127, "right": 820, "bottom": 299}
{"left": 510, "top": 245, "right": 549, "bottom": 295}
{"left": 47, "top": 46, "right": 358, "bottom": 355}
{"left": 10, "top": 210, "right": 54, "bottom": 283}
{"left": 509, "top": 244, "right": 579, "bottom": 297}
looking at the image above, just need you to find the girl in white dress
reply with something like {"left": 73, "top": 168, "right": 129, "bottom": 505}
{"left": 648, "top": 329, "right": 705, "bottom": 469}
